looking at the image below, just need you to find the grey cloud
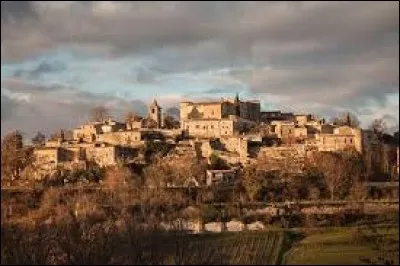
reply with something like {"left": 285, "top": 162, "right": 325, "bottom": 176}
{"left": 2, "top": 2, "right": 398, "bottom": 63}
{"left": 135, "top": 68, "right": 157, "bottom": 84}
{"left": 1, "top": 1, "right": 399, "bottom": 129}
{"left": 13, "top": 61, "right": 67, "bottom": 79}
{"left": 2, "top": 78, "right": 66, "bottom": 94}
{"left": 1, "top": 91, "right": 18, "bottom": 119}
{"left": 203, "top": 88, "right": 228, "bottom": 94}
{"left": 1, "top": 1, "right": 37, "bottom": 24}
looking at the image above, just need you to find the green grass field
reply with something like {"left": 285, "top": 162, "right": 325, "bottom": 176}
{"left": 283, "top": 226, "right": 399, "bottom": 265}
{"left": 159, "top": 231, "right": 288, "bottom": 265}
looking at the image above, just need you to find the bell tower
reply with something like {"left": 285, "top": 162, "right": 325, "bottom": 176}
{"left": 148, "top": 98, "right": 162, "bottom": 128}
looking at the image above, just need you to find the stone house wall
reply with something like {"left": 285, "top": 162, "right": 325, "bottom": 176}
{"left": 96, "top": 131, "right": 142, "bottom": 146}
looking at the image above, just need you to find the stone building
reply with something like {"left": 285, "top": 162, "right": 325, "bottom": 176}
{"left": 181, "top": 115, "right": 257, "bottom": 139}
{"left": 126, "top": 120, "right": 144, "bottom": 130}
{"left": 206, "top": 169, "right": 238, "bottom": 187}
{"left": 268, "top": 120, "right": 297, "bottom": 139}
{"left": 85, "top": 144, "right": 117, "bottom": 167}
{"left": 219, "top": 136, "right": 249, "bottom": 159}
{"left": 179, "top": 95, "right": 260, "bottom": 139}
{"left": 180, "top": 95, "right": 260, "bottom": 124}
{"left": 34, "top": 145, "right": 86, "bottom": 166}
{"left": 268, "top": 114, "right": 325, "bottom": 139}
{"left": 96, "top": 130, "right": 143, "bottom": 146}
{"left": 34, "top": 147, "right": 60, "bottom": 167}
{"left": 101, "top": 119, "right": 126, "bottom": 133}
{"left": 315, "top": 126, "right": 363, "bottom": 153}
{"left": 182, "top": 117, "right": 235, "bottom": 138}
{"left": 85, "top": 143, "right": 138, "bottom": 167}
{"left": 260, "top": 111, "right": 294, "bottom": 123}
{"left": 237, "top": 99, "right": 261, "bottom": 122}
{"left": 198, "top": 136, "right": 251, "bottom": 165}
{"left": 35, "top": 139, "right": 138, "bottom": 172}
{"left": 72, "top": 121, "right": 104, "bottom": 142}
{"left": 33, "top": 145, "right": 87, "bottom": 179}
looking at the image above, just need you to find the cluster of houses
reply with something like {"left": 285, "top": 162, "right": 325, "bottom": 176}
{"left": 33, "top": 94, "right": 399, "bottom": 186}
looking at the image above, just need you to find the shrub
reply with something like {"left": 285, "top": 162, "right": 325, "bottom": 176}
{"left": 200, "top": 205, "right": 220, "bottom": 223}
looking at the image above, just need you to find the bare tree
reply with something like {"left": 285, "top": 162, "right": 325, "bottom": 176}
{"left": 90, "top": 105, "right": 110, "bottom": 122}
{"left": 103, "top": 166, "right": 132, "bottom": 189}
{"left": 369, "top": 118, "right": 387, "bottom": 137}
{"left": 241, "top": 164, "right": 263, "bottom": 202}
{"left": 165, "top": 107, "right": 180, "bottom": 120}
{"left": 163, "top": 115, "right": 179, "bottom": 129}
{"left": 332, "top": 112, "right": 361, "bottom": 127}
{"left": 144, "top": 118, "right": 158, "bottom": 129}
{"left": 309, "top": 152, "right": 346, "bottom": 200}
{"left": 32, "top": 131, "right": 46, "bottom": 146}
{"left": 125, "top": 111, "right": 142, "bottom": 124}
{"left": 309, "top": 149, "right": 365, "bottom": 200}
{"left": 144, "top": 154, "right": 205, "bottom": 189}
{"left": 394, "top": 131, "right": 399, "bottom": 143}
{"left": 1, "top": 130, "right": 33, "bottom": 181}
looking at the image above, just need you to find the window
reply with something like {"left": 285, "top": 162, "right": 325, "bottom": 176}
{"left": 211, "top": 125, "right": 214, "bottom": 129}
{"left": 196, "top": 125, "right": 200, "bottom": 129}
{"left": 344, "top": 138, "right": 347, "bottom": 144}
{"left": 350, "top": 138, "right": 353, "bottom": 144}
{"left": 203, "top": 126, "right": 206, "bottom": 129}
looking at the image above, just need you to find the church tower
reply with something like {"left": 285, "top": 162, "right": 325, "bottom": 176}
{"left": 148, "top": 98, "right": 162, "bottom": 128}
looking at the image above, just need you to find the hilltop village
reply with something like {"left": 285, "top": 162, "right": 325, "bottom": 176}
{"left": 1, "top": 94, "right": 399, "bottom": 259}
{"left": 27, "top": 94, "right": 398, "bottom": 188}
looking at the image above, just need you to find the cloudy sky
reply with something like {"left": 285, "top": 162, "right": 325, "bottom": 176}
{"left": 1, "top": 1, "right": 399, "bottom": 139}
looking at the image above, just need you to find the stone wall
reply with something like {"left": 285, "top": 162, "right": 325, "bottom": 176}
{"left": 85, "top": 146, "right": 116, "bottom": 167}
{"left": 180, "top": 102, "right": 223, "bottom": 121}
{"left": 257, "top": 145, "right": 307, "bottom": 173}
{"left": 34, "top": 148, "right": 59, "bottom": 166}
{"left": 181, "top": 98, "right": 260, "bottom": 124}
{"left": 295, "top": 115, "right": 311, "bottom": 126}
{"left": 239, "top": 101, "right": 261, "bottom": 121}
{"left": 219, "top": 136, "right": 248, "bottom": 159}
{"left": 312, "top": 126, "right": 363, "bottom": 153}
{"left": 127, "top": 121, "right": 143, "bottom": 130}
{"left": 97, "top": 131, "right": 142, "bottom": 146}
{"left": 182, "top": 119, "right": 235, "bottom": 138}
